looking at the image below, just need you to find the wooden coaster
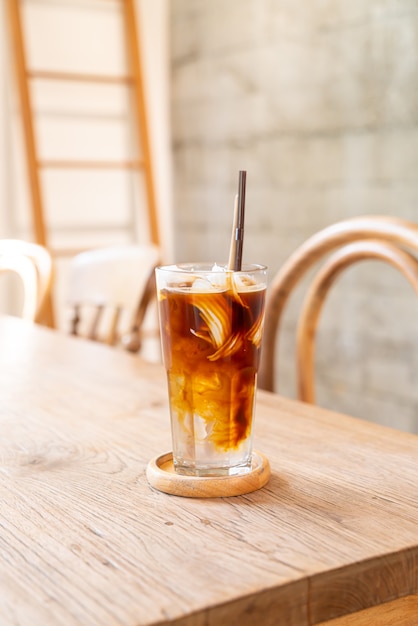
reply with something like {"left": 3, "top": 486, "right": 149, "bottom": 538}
{"left": 146, "top": 450, "right": 271, "bottom": 498}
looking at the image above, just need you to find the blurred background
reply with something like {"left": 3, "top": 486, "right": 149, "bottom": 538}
{"left": 1, "top": 0, "right": 418, "bottom": 432}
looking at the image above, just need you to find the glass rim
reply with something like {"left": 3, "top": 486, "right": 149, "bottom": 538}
{"left": 155, "top": 262, "right": 267, "bottom": 274}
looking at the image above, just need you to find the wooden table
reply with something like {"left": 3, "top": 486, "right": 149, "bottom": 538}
{"left": 0, "top": 315, "right": 417, "bottom": 626}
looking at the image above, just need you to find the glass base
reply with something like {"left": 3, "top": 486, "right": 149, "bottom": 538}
{"left": 173, "top": 458, "right": 252, "bottom": 478}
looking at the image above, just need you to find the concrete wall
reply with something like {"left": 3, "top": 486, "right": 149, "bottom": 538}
{"left": 170, "top": 0, "right": 418, "bottom": 432}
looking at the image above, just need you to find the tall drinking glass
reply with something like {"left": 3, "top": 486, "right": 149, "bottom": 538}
{"left": 155, "top": 263, "right": 267, "bottom": 477}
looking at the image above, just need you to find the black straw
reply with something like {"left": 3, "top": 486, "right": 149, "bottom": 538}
{"left": 233, "top": 170, "right": 246, "bottom": 271}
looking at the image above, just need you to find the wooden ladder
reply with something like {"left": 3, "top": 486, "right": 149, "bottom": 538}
{"left": 6, "top": 0, "right": 160, "bottom": 327}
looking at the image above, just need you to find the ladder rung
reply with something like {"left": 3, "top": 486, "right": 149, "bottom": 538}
{"left": 50, "top": 243, "right": 128, "bottom": 259}
{"left": 28, "top": 70, "right": 134, "bottom": 85}
{"left": 38, "top": 160, "right": 145, "bottom": 170}
{"left": 51, "top": 222, "right": 133, "bottom": 234}
{"left": 50, "top": 247, "right": 100, "bottom": 258}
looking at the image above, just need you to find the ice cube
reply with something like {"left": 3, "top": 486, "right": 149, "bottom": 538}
{"left": 190, "top": 278, "right": 217, "bottom": 292}
{"left": 191, "top": 276, "right": 226, "bottom": 292}
{"left": 233, "top": 273, "right": 258, "bottom": 292}
{"left": 208, "top": 268, "right": 228, "bottom": 290}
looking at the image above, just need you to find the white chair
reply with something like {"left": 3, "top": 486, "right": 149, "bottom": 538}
{"left": 66, "top": 244, "right": 161, "bottom": 353}
{"left": 0, "top": 239, "right": 52, "bottom": 322}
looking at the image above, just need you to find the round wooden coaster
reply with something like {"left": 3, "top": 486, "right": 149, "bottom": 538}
{"left": 146, "top": 450, "right": 271, "bottom": 498}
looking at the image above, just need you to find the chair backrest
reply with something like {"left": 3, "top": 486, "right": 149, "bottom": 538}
{"left": 258, "top": 216, "right": 418, "bottom": 402}
{"left": 66, "top": 244, "right": 161, "bottom": 351}
{"left": 0, "top": 239, "right": 52, "bottom": 322}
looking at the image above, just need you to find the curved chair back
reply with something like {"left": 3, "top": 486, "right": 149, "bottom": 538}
{"left": 0, "top": 239, "right": 52, "bottom": 322}
{"left": 259, "top": 216, "right": 418, "bottom": 402}
{"left": 67, "top": 244, "right": 161, "bottom": 351}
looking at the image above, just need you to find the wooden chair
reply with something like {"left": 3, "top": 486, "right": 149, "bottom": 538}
{"left": 66, "top": 244, "right": 161, "bottom": 352}
{"left": 0, "top": 239, "right": 52, "bottom": 322}
{"left": 258, "top": 216, "right": 418, "bottom": 402}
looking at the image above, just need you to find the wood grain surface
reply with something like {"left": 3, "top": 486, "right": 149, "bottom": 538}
{"left": 318, "top": 594, "right": 418, "bottom": 625}
{"left": 0, "top": 315, "right": 417, "bottom": 625}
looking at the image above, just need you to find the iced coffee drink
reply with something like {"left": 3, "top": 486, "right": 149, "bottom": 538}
{"left": 156, "top": 263, "right": 267, "bottom": 477}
